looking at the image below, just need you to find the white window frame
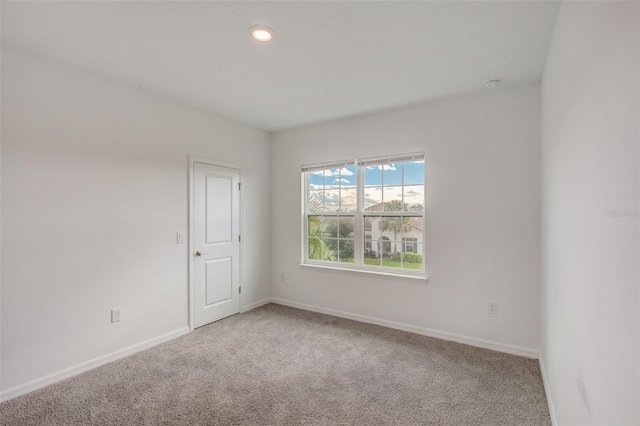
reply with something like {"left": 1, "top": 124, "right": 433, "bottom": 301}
{"left": 301, "top": 153, "right": 426, "bottom": 279}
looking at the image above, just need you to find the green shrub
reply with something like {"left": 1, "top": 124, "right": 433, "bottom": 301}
{"left": 402, "top": 252, "right": 423, "bottom": 263}
{"left": 364, "top": 249, "right": 378, "bottom": 259}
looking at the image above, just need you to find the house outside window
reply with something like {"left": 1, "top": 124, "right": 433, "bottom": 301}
{"left": 302, "top": 153, "right": 425, "bottom": 276}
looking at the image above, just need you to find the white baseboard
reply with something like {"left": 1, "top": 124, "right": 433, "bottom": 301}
{"left": 271, "top": 298, "right": 539, "bottom": 359}
{"left": 538, "top": 351, "right": 558, "bottom": 425}
{"left": 243, "top": 297, "right": 272, "bottom": 312}
{"left": 1, "top": 326, "right": 190, "bottom": 402}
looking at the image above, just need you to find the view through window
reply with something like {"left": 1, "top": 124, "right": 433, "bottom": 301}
{"left": 303, "top": 154, "right": 425, "bottom": 274}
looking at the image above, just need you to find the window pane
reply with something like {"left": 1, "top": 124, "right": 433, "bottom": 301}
{"left": 366, "top": 215, "right": 405, "bottom": 260}
{"left": 383, "top": 163, "right": 402, "bottom": 185}
{"left": 340, "top": 166, "right": 356, "bottom": 187}
{"left": 404, "top": 185, "right": 424, "bottom": 211}
{"left": 401, "top": 245, "right": 423, "bottom": 270}
{"left": 327, "top": 177, "right": 343, "bottom": 187}
{"left": 324, "top": 189, "right": 340, "bottom": 211}
{"left": 338, "top": 216, "right": 355, "bottom": 239}
{"left": 329, "top": 175, "right": 347, "bottom": 187}
{"left": 324, "top": 237, "right": 338, "bottom": 251}
{"left": 324, "top": 169, "right": 339, "bottom": 186}
{"left": 378, "top": 216, "right": 413, "bottom": 245}
{"left": 364, "top": 166, "right": 382, "bottom": 186}
{"left": 402, "top": 219, "right": 423, "bottom": 243}
{"left": 364, "top": 236, "right": 375, "bottom": 258}
{"left": 382, "top": 187, "right": 403, "bottom": 211}
{"left": 340, "top": 188, "right": 357, "bottom": 212}
{"left": 338, "top": 239, "right": 354, "bottom": 263}
{"left": 322, "top": 238, "right": 337, "bottom": 261}
{"left": 377, "top": 236, "right": 392, "bottom": 258}
{"left": 363, "top": 215, "right": 375, "bottom": 258}
{"left": 308, "top": 216, "right": 322, "bottom": 237}
{"left": 309, "top": 172, "right": 324, "bottom": 186}
{"left": 321, "top": 216, "right": 338, "bottom": 236}
{"left": 404, "top": 161, "right": 425, "bottom": 185}
{"left": 364, "top": 187, "right": 382, "bottom": 210}
{"left": 364, "top": 238, "right": 382, "bottom": 266}
{"left": 308, "top": 191, "right": 324, "bottom": 212}
{"left": 308, "top": 238, "right": 322, "bottom": 260}
{"left": 363, "top": 215, "right": 379, "bottom": 238}
{"left": 387, "top": 249, "right": 404, "bottom": 269}
{"left": 363, "top": 215, "right": 376, "bottom": 232}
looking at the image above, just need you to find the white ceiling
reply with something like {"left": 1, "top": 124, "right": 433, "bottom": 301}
{"left": 1, "top": 1, "right": 560, "bottom": 131}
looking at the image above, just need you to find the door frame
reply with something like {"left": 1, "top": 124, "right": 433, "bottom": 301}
{"left": 188, "top": 156, "right": 243, "bottom": 331}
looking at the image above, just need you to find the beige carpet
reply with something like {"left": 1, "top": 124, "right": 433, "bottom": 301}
{"left": 1, "top": 303, "right": 550, "bottom": 425}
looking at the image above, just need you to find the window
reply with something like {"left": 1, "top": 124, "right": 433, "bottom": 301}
{"left": 303, "top": 153, "right": 425, "bottom": 275}
{"left": 403, "top": 237, "right": 418, "bottom": 253}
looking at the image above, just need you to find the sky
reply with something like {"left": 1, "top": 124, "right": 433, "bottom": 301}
{"left": 308, "top": 161, "right": 425, "bottom": 211}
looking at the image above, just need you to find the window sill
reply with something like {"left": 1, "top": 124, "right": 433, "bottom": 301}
{"left": 298, "top": 263, "right": 429, "bottom": 283}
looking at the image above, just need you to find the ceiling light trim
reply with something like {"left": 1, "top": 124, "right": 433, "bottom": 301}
{"left": 249, "top": 25, "right": 275, "bottom": 42}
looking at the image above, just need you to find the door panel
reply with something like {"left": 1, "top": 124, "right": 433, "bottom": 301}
{"left": 205, "top": 257, "right": 233, "bottom": 306}
{"left": 193, "top": 162, "right": 241, "bottom": 328}
{"left": 206, "top": 175, "right": 232, "bottom": 243}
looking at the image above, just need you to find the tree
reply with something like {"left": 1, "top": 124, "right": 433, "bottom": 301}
{"left": 308, "top": 217, "right": 335, "bottom": 261}
{"left": 378, "top": 201, "right": 413, "bottom": 255}
{"left": 324, "top": 217, "right": 354, "bottom": 260}
{"left": 325, "top": 217, "right": 355, "bottom": 239}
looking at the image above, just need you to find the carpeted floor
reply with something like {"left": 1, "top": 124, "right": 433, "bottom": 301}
{"left": 1, "top": 303, "right": 550, "bottom": 425}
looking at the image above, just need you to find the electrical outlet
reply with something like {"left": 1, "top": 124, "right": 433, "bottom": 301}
{"left": 176, "top": 233, "right": 184, "bottom": 244}
{"left": 280, "top": 273, "right": 285, "bottom": 282}
{"left": 111, "top": 308, "right": 122, "bottom": 323}
{"left": 488, "top": 302, "right": 497, "bottom": 315}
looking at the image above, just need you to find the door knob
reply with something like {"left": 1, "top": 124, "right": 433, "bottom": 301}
{"left": 195, "top": 251, "right": 203, "bottom": 256}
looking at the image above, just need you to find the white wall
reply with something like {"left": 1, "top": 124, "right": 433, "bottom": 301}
{"left": 271, "top": 84, "right": 541, "bottom": 354}
{"left": 540, "top": 2, "right": 639, "bottom": 424}
{"left": 0, "top": 47, "right": 271, "bottom": 394}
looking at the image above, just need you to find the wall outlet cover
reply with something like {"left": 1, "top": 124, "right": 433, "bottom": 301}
{"left": 111, "top": 308, "right": 122, "bottom": 323}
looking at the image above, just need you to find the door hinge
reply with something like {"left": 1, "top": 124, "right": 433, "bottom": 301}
{"left": 239, "top": 287, "right": 242, "bottom": 294}
{"left": 237, "top": 182, "right": 242, "bottom": 190}
{"left": 238, "top": 235, "right": 241, "bottom": 242}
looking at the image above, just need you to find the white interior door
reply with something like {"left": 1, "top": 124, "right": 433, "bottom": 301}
{"left": 193, "top": 162, "right": 241, "bottom": 328}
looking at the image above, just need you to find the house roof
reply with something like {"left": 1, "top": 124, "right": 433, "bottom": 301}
{"left": 364, "top": 203, "right": 423, "bottom": 233}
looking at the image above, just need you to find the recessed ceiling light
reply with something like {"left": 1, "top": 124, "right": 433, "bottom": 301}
{"left": 484, "top": 79, "right": 501, "bottom": 88}
{"left": 249, "top": 25, "right": 274, "bottom": 42}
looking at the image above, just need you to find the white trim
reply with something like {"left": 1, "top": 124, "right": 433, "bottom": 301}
{"left": 0, "top": 327, "right": 190, "bottom": 402}
{"left": 188, "top": 157, "right": 197, "bottom": 331}
{"left": 242, "top": 298, "right": 272, "bottom": 313}
{"left": 188, "top": 156, "right": 243, "bottom": 331}
{"left": 301, "top": 159, "right": 355, "bottom": 173}
{"left": 302, "top": 154, "right": 426, "bottom": 276}
{"left": 271, "top": 298, "right": 538, "bottom": 359}
{"left": 357, "top": 152, "right": 425, "bottom": 166}
{"left": 538, "top": 351, "right": 557, "bottom": 425}
{"left": 355, "top": 159, "right": 364, "bottom": 263}
{"left": 301, "top": 171, "right": 308, "bottom": 265}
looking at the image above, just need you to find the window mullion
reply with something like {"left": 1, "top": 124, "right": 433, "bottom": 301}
{"left": 354, "top": 164, "right": 364, "bottom": 268}
{"left": 302, "top": 172, "right": 309, "bottom": 264}
{"left": 376, "top": 211, "right": 422, "bottom": 216}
